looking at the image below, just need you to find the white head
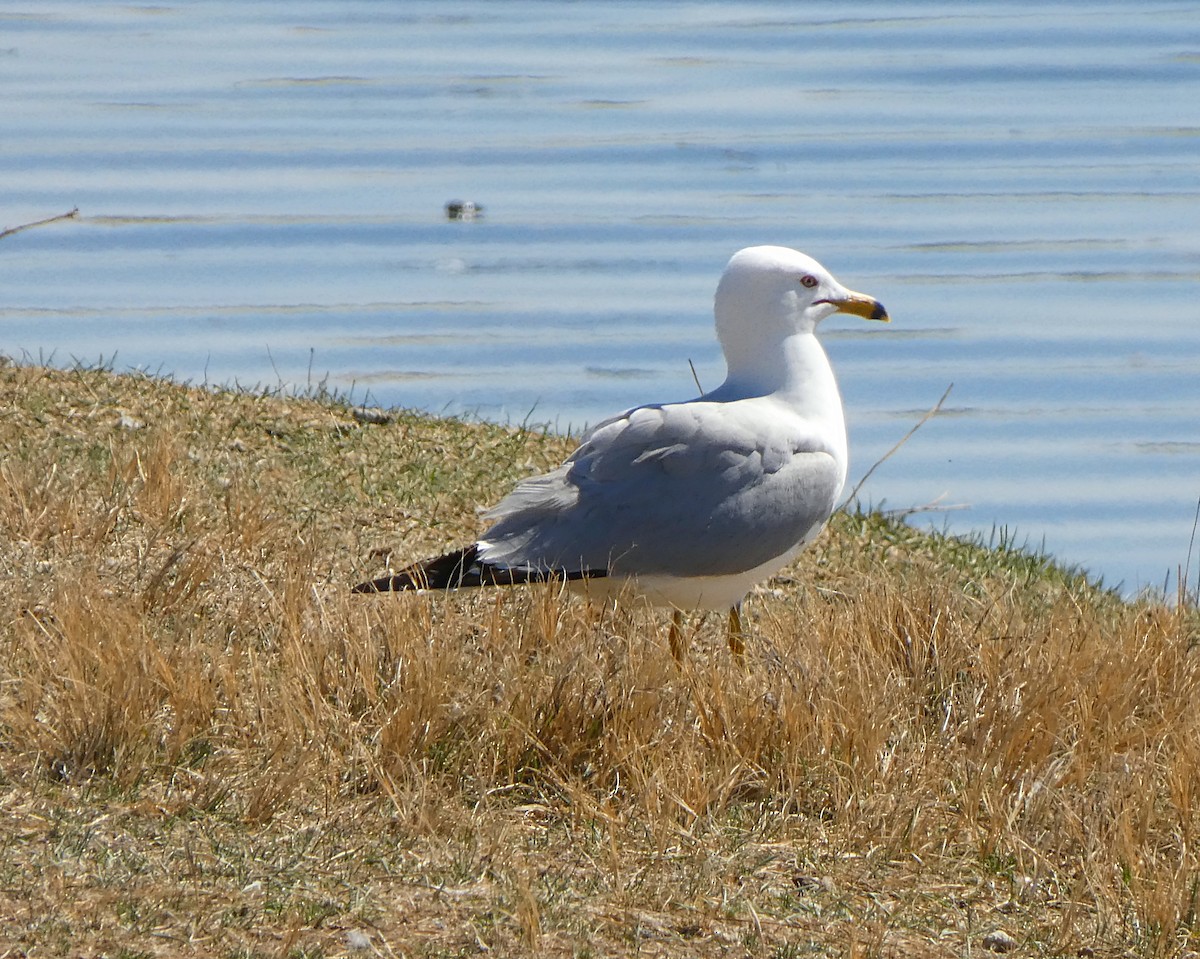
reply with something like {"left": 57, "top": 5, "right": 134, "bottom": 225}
{"left": 713, "top": 246, "right": 888, "bottom": 380}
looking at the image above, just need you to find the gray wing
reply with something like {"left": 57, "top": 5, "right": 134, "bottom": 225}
{"left": 476, "top": 400, "right": 844, "bottom": 578}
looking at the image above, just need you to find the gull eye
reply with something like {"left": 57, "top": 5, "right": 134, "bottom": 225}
{"left": 799, "top": 274, "right": 818, "bottom": 288}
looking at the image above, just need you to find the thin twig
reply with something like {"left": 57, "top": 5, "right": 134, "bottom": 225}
{"left": 884, "top": 495, "right": 970, "bottom": 519}
{"left": 265, "top": 343, "right": 282, "bottom": 388}
{"left": 688, "top": 358, "right": 704, "bottom": 395}
{"left": 0, "top": 207, "right": 80, "bottom": 241}
{"left": 840, "top": 383, "right": 954, "bottom": 511}
{"left": 1182, "top": 495, "right": 1200, "bottom": 604}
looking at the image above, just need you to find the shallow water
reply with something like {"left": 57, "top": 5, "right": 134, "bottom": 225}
{"left": 4, "top": 2, "right": 1200, "bottom": 594}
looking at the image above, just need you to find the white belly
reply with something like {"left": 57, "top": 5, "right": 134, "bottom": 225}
{"left": 570, "top": 542, "right": 804, "bottom": 611}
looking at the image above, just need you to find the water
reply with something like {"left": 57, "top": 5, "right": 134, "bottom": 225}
{"left": 4, "top": 1, "right": 1199, "bottom": 595}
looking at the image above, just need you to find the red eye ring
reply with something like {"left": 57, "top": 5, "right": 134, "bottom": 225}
{"left": 799, "top": 274, "right": 818, "bottom": 288}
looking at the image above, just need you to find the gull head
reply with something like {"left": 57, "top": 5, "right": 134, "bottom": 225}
{"left": 714, "top": 246, "right": 889, "bottom": 345}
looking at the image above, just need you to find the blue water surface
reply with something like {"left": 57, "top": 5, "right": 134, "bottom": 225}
{"left": 3, "top": 1, "right": 1199, "bottom": 594}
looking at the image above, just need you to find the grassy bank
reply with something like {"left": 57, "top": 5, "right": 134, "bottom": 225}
{"left": 1, "top": 357, "right": 1197, "bottom": 958}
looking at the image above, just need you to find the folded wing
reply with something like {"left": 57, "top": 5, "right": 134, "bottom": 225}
{"left": 477, "top": 400, "right": 844, "bottom": 579}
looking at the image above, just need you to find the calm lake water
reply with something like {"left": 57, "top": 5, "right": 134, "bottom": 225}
{"left": 4, "top": 2, "right": 1199, "bottom": 595}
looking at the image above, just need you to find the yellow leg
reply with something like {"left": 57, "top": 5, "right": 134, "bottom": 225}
{"left": 728, "top": 605, "right": 746, "bottom": 661}
{"left": 668, "top": 608, "right": 685, "bottom": 664}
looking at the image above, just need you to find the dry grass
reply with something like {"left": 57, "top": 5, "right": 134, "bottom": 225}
{"left": 1, "top": 356, "right": 1198, "bottom": 958}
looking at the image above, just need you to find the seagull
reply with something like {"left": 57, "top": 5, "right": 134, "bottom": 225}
{"left": 353, "top": 246, "right": 889, "bottom": 659}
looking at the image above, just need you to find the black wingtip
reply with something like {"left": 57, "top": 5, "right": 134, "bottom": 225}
{"left": 352, "top": 542, "right": 610, "bottom": 594}
{"left": 351, "top": 544, "right": 482, "bottom": 593}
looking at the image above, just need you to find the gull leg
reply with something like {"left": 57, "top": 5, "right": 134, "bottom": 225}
{"left": 668, "top": 608, "right": 685, "bottom": 664}
{"left": 727, "top": 605, "right": 746, "bottom": 661}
